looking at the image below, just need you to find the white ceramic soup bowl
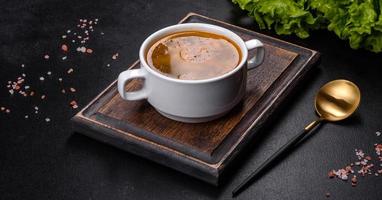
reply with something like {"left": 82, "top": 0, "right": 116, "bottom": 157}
{"left": 118, "top": 23, "right": 264, "bottom": 123}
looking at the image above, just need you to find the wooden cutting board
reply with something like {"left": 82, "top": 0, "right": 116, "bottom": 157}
{"left": 72, "top": 13, "right": 320, "bottom": 185}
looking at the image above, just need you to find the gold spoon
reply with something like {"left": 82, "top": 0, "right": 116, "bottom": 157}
{"left": 232, "top": 79, "right": 361, "bottom": 197}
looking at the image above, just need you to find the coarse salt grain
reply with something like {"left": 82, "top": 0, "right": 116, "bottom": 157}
{"left": 375, "top": 144, "right": 382, "bottom": 155}
{"left": 44, "top": 54, "right": 50, "bottom": 59}
{"left": 45, "top": 118, "right": 51, "bottom": 122}
{"left": 62, "top": 56, "right": 67, "bottom": 60}
{"left": 86, "top": 48, "right": 93, "bottom": 54}
{"left": 25, "top": 115, "right": 29, "bottom": 119}
{"left": 21, "top": 64, "right": 25, "bottom": 68}
{"left": 58, "top": 78, "right": 63, "bottom": 82}
{"left": 47, "top": 71, "right": 52, "bottom": 75}
{"left": 70, "top": 100, "right": 78, "bottom": 109}
{"left": 69, "top": 87, "right": 76, "bottom": 92}
{"left": 40, "top": 77, "right": 45, "bottom": 81}
{"left": 325, "top": 192, "right": 330, "bottom": 198}
{"left": 5, "top": 109, "right": 10, "bottom": 113}
{"left": 376, "top": 131, "right": 381, "bottom": 137}
{"left": 67, "top": 68, "right": 74, "bottom": 74}
{"left": 61, "top": 44, "right": 68, "bottom": 52}
{"left": 112, "top": 53, "right": 119, "bottom": 60}
{"left": 351, "top": 175, "right": 357, "bottom": 185}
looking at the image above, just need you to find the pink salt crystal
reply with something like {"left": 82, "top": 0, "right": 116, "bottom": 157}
{"left": 61, "top": 44, "right": 68, "bottom": 52}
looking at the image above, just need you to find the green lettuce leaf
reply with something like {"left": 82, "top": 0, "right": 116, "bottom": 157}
{"left": 232, "top": 0, "right": 382, "bottom": 53}
{"left": 233, "top": 0, "right": 320, "bottom": 38}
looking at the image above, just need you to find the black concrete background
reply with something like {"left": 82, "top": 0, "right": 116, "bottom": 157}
{"left": 1, "top": 0, "right": 382, "bottom": 199}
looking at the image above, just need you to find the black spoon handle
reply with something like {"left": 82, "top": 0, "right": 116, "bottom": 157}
{"left": 232, "top": 119, "right": 323, "bottom": 197}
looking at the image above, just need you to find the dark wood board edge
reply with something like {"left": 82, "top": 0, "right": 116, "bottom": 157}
{"left": 72, "top": 112, "right": 220, "bottom": 185}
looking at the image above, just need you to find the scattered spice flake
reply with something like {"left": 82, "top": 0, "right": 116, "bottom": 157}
{"left": 67, "top": 68, "right": 74, "bottom": 74}
{"left": 329, "top": 142, "right": 382, "bottom": 188}
{"left": 1, "top": 18, "right": 102, "bottom": 121}
{"left": 328, "top": 170, "right": 336, "bottom": 178}
{"left": 376, "top": 131, "right": 381, "bottom": 137}
{"left": 106, "top": 64, "right": 110, "bottom": 67}
{"left": 61, "top": 89, "right": 66, "bottom": 94}
{"left": 351, "top": 175, "right": 357, "bottom": 187}
{"left": 112, "top": 53, "right": 119, "bottom": 60}
{"left": 45, "top": 118, "right": 51, "bottom": 122}
{"left": 61, "top": 44, "right": 68, "bottom": 52}
{"left": 375, "top": 144, "right": 382, "bottom": 156}
{"left": 77, "top": 46, "right": 87, "bottom": 53}
{"left": 7, "top": 77, "right": 28, "bottom": 97}
{"left": 70, "top": 100, "right": 78, "bottom": 109}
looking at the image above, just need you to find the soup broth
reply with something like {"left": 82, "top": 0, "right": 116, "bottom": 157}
{"left": 146, "top": 31, "right": 241, "bottom": 80}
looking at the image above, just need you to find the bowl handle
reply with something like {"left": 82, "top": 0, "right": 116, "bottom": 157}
{"left": 245, "top": 39, "right": 265, "bottom": 70}
{"left": 118, "top": 68, "right": 149, "bottom": 100}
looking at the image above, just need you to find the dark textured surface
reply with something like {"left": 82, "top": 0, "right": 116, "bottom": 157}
{"left": 0, "top": 0, "right": 381, "bottom": 200}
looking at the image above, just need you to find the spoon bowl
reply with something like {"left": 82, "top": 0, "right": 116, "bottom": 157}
{"left": 315, "top": 80, "right": 361, "bottom": 121}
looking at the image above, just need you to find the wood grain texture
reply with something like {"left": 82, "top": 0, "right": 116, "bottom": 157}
{"left": 72, "top": 13, "right": 320, "bottom": 185}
